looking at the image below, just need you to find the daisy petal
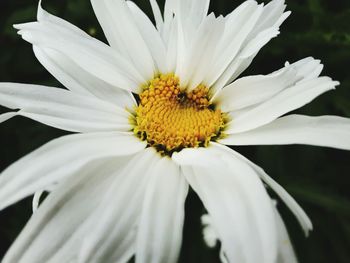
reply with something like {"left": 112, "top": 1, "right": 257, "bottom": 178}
{"left": 274, "top": 205, "right": 298, "bottom": 263}
{"left": 221, "top": 114, "right": 350, "bottom": 150}
{"left": 164, "top": 0, "right": 176, "bottom": 24}
{"left": 174, "top": 145, "right": 278, "bottom": 263}
{"left": 126, "top": 1, "right": 168, "bottom": 73}
{"left": 2, "top": 158, "right": 124, "bottom": 263}
{"left": 78, "top": 148, "right": 159, "bottom": 263}
{"left": 164, "top": 17, "right": 178, "bottom": 72}
{"left": 212, "top": 0, "right": 290, "bottom": 91}
{"left": 206, "top": 1, "right": 264, "bottom": 89}
{"left": 0, "top": 132, "right": 146, "bottom": 211}
{"left": 165, "top": 0, "right": 211, "bottom": 77}
{"left": 149, "top": 0, "right": 163, "bottom": 31}
{"left": 136, "top": 157, "right": 188, "bottom": 263}
{"left": 53, "top": 152, "right": 152, "bottom": 263}
{"left": 215, "top": 58, "right": 323, "bottom": 111}
{"left": 32, "top": 190, "right": 45, "bottom": 212}
{"left": 213, "top": 143, "right": 313, "bottom": 235}
{"left": 15, "top": 6, "right": 144, "bottom": 93}
{"left": 225, "top": 77, "right": 339, "bottom": 134}
{"left": 175, "top": 0, "right": 210, "bottom": 49}
{"left": 181, "top": 14, "right": 226, "bottom": 90}
{"left": 164, "top": 0, "right": 210, "bottom": 38}
{"left": 90, "top": 0, "right": 155, "bottom": 79}
{"left": 0, "top": 83, "right": 131, "bottom": 132}
{"left": 0, "top": 112, "right": 17, "bottom": 123}
{"left": 33, "top": 46, "right": 136, "bottom": 109}
{"left": 249, "top": 0, "right": 287, "bottom": 36}
{"left": 182, "top": 0, "right": 210, "bottom": 31}
{"left": 36, "top": 0, "right": 87, "bottom": 37}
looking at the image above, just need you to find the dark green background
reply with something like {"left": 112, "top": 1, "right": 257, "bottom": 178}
{"left": 0, "top": 0, "right": 349, "bottom": 262}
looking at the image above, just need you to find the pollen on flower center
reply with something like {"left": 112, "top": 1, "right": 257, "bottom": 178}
{"left": 133, "top": 73, "right": 225, "bottom": 154}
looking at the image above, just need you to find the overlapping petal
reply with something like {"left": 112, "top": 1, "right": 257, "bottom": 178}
{"left": 0, "top": 83, "right": 131, "bottom": 132}
{"left": 0, "top": 132, "right": 146, "bottom": 211}
{"left": 148, "top": 0, "right": 163, "bottom": 31}
{"left": 225, "top": 76, "right": 338, "bottom": 134}
{"left": 0, "top": 112, "right": 17, "bottom": 123}
{"left": 162, "top": 0, "right": 210, "bottom": 42}
{"left": 213, "top": 143, "right": 313, "bottom": 235}
{"left": 179, "top": 14, "right": 226, "bottom": 90}
{"left": 221, "top": 114, "right": 350, "bottom": 150}
{"left": 173, "top": 145, "right": 278, "bottom": 263}
{"left": 149, "top": 0, "right": 289, "bottom": 93}
{"left": 77, "top": 149, "right": 158, "bottom": 263}
{"left": 215, "top": 57, "right": 323, "bottom": 111}
{"left": 126, "top": 1, "right": 168, "bottom": 73}
{"left": 2, "top": 158, "right": 128, "bottom": 263}
{"left": 205, "top": 1, "right": 264, "bottom": 90}
{"left": 90, "top": 0, "right": 156, "bottom": 79}
{"left": 211, "top": 0, "right": 290, "bottom": 93}
{"left": 136, "top": 157, "right": 188, "bottom": 263}
{"left": 274, "top": 205, "right": 298, "bottom": 263}
{"left": 14, "top": 4, "right": 145, "bottom": 93}
{"left": 33, "top": 46, "right": 136, "bottom": 109}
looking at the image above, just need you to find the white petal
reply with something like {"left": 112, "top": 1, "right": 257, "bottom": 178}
{"left": 201, "top": 214, "right": 220, "bottom": 248}
{"left": 127, "top": 1, "right": 168, "bottom": 73}
{"left": 90, "top": 0, "right": 156, "bottom": 79}
{"left": 212, "top": 143, "right": 313, "bottom": 235}
{"left": 33, "top": 46, "right": 136, "bottom": 109}
{"left": 175, "top": 0, "right": 210, "bottom": 51}
{"left": 36, "top": 0, "right": 87, "bottom": 37}
{"left": 274, "top": 205, "right": 298, "bottom": 263}
{"left": 15, "top": 7, "right": 144, "bottom": 93}
{"left": 164, "top": 0, "right": 209, "bottom": 41}
{"left": 2, "top": 158, "right": 123, "bottom": 263}
{"left": 174, "top": 145, "right": 278, "bottom": 263}
{"left": 205, "top": 1, "right": 264, "bottom": 89}
{"left": 215, "top": 58, "right": 323, "bottom": 111}
{"left": 164, "top": 0, "right": 177, "bottom": 25}
{"left": 167, "top": 0, "right": 212, "bottom": 80}
{"left": 162, "top": 0, "right": 176, "bottom": 43}
{"left": 165, "top": 17, "right": 179, "bottom": 73}
{"left": 78, "top": 148, "right": 159, "bottom": 263}
{"left": 288, "top": 57, "right": 324, "bottom": 82}
{"left": 213, "top": 53, "right": 257, "bottom": 96}
{"left": 174, "top": 6, "right": 187, "bottom": 82}
{"left": 245, "top": 0, "right": 289, "bottom": 47}
{"left": 0, "top": 112, "right": 17, "bottom": 123}
{"left": 0, "top": 132, "right": 146, "bottom": 211}
{"left": 181, "top": 14, "right": 226, "bottom": 90}
{"left": 136, "top": 157, "right": 188, "bottom": 263}
{"left": 182, "top": 0, "right": 210, "bottom": 31}
{"left": 249, "top": 0, "right": 287, "bottom": 33}
{"left": 149, "top": 0, "right": 163, "bottom": 31}
{"left": 32, "top": 190, "right": 44, "bottom": 212}
{"left": 225, "top": 77, "right": 339, "bottom": 134}
{"left": 0, "top": 83, "right": 131, "bottom": 132}
{"left": 221, "top": 114, "right": 350, "bottom": 150}
{"left": 212, "top": 0, "right": 290, "bottom": 91}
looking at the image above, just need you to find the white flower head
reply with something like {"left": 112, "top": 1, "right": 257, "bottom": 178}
{"left": 0, "top": 0, "right": 349, "bottom": 262}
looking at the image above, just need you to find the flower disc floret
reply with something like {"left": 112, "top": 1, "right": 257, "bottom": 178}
{"left": 134, "top": 74, "right": 225, "bottom": 153}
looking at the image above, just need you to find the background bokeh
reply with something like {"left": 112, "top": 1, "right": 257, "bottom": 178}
{"left": 0, "top": 0, "right": 349, "bottom": 262}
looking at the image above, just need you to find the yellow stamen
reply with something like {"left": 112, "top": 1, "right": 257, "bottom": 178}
{"left": 134, "top": 73, "right": 225, "bottom": 154}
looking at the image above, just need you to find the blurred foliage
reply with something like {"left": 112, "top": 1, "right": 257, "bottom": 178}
{"left": 0, "top": 0, "right": 350, "bottom": 262}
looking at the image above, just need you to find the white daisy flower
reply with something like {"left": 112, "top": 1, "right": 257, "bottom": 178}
{"left": 0, "top": 0, "right": 349, "bottom": 262}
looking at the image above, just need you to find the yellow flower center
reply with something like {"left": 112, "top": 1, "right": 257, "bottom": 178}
{"left": 133, "top": 73, "right": 225, "bottom": 154}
